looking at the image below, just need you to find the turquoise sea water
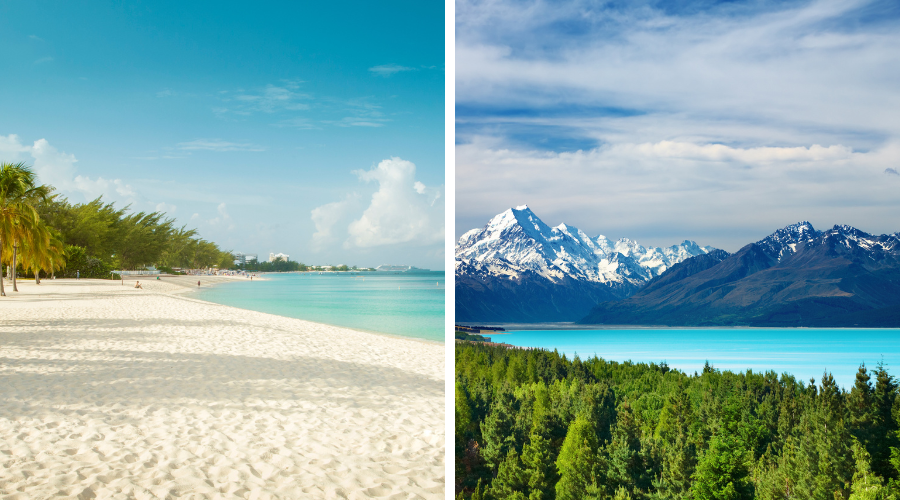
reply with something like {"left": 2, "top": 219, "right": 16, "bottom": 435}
{"left": 193, "top": 272, "right": 444, "bottom": 342}
{"left": 496, "top": 328, "right": 900, "bottom": 388}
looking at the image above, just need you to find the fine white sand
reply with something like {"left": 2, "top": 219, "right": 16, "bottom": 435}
{"left": 0, "top": 278, "right": 444, "bottom": 499}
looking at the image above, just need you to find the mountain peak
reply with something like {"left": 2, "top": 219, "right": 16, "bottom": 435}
{"left": 761, "top": 221, "right": 819, "bottom": 244}
{"left": 458, "top": 205, "right": 719, "bottom": 287}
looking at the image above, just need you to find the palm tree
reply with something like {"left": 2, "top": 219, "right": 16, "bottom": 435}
{"left": 20, "top": 221, "right": 66, "bottom": 284}
{"left": 0, "top": 162, "right": 50, "bottom": 296}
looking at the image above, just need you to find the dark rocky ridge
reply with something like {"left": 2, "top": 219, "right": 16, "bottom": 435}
{"left": 455, "top": 260, "right": 633, "bottom": 323}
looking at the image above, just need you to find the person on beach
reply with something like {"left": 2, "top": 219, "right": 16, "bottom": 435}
{"left": 134, "top": 281, "right": 142, "bottom": 289}
{"left": 197, "top": 280, "right": 200, "bottom": 287}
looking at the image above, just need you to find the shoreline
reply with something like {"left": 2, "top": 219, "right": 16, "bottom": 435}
{"left": 0, "top": 279, "right": 445, "bottom": 498}
{"left": 458, "top": 321, "right": 900, "bottom": 331}
{"left": 188, "top": 274, "right": 446, "bottom": 346}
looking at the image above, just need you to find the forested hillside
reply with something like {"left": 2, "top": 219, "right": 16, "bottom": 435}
{"left": 456, "top": 342, "right": 900, "bottom": 499}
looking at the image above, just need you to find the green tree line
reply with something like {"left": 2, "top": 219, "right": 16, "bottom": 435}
{"left": 239, "top": 257, "right": 309, "bottom": 273}
{"left": 1, "top": 161, "right": 235, "bottom": 289}
{"left": 456, "top": 342, "right": 900, "bottom": 500}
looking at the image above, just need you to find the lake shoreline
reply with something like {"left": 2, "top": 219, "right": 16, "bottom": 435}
{"left": 488, "top": 327, "right": 900, "bottom": 389}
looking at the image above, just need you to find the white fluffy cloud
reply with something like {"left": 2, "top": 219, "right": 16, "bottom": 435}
{"left": 310, "top": 157, "right": 444, "bottom": 251}
{"left": 0, "top": 134, "right": 190, "bottom": 220}
{"left": 156, "top": 202, "right": 177, "bottom": 214}
{"left": 457, "top": 138, "right": 900, "bottom": 250}
{"left": 1, "top": 135, "right": 137, "bottom": 202}
{"left": 347, "top": 158, "right": 444, "bottom": 248}
{"left": 310, "top": 196, "right": 359, "bottom": 251}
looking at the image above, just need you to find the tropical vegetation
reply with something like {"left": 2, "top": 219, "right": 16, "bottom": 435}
{"left": 1, "top": 161, "right": 236, "bottom": 289}
{"left": 456, "top": 341, "right": 900, "bottom": 500}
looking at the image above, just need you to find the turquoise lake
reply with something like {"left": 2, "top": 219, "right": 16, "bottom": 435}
{"left": 494, "top": 328, "right": 900, "bottom": 388}
{"left": 194, "top": 272, "right": 445, "bottom": 342}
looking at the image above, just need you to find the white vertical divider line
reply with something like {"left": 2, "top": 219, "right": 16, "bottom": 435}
{"left": 444, "top": 0, "right": 456, "bottom": 497}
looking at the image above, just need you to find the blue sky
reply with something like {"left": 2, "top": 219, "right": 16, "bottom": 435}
{"left": 1, "top": 1, "right": 445, "bottom": 269}
{"left": 456, "top": 0, "right": 900, "bottom": 250}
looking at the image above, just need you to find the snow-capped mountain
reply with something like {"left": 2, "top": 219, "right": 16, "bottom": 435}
{"left": 456, "top": 205, "right": 716, "bottom": 285}
{"left": 581, "top": 222, "right": 900, "bottom": 327}
{"left": 455, "top": 206, "right": 718, "bottom": 322}
{"left": 756, "top": 221, "right": 820, "bottom": 262}
{"left": 754, "top": 221, "right": 900, "bottom": 264}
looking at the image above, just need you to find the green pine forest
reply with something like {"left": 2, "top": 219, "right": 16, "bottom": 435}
{"left": 456, "top": 342, "right": 900, "bottom": 500}
{"left": 0, "top": 161, "right": 236, "bottom": 287}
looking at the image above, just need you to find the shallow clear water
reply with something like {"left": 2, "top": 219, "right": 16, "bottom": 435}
{"left": 194, "top": 272, "right": 444, "bottom": 342}
{"left": 496, "top": 328, "right": 900, "bottom": 388}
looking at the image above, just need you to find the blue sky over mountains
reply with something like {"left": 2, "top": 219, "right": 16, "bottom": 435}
{"left": 0, "top": 1, "right": 445, "bottom": 269}
{"left": 456, "top": 0, "right": 900, "bottom": 250}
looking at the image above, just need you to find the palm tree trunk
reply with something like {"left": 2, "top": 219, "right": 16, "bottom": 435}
{"left": 0, "top": 239, "right": 5, "bottom": 297}
{"left": 11, "top": 243, "right": 18, "bottom": 292}
{"left": 35, "top": 269, "right": 40, "bottom": 285}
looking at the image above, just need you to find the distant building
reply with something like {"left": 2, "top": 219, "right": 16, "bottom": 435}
{"left": 269, "top": 252, "right": 290, "bottom": 262}
{"left": 232, "top": 252, "right": 258, "bottom": 266}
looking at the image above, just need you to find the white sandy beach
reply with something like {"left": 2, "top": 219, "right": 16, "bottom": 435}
{"left": 0, "top": 278, "right": 444, "bottom": 499}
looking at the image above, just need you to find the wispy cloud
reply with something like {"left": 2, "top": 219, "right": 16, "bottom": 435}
{"left": 457, "top": 0, "right": 900, "bottom": 150}
{"left": 886, "top": 168, "right": 900, "bottom": 176}
{"left": 220, "top": 81, "right": 311, "bottom": 114}
{"left": 33, "top": 56, "right": 54, "bottom": 65}
{"left": 369, "top": 64, "right": 415, "bottom": 77}
{"left": 177, "top": 139, "right": 265, "bottom": 152}
{"left": 456, "top": 0, "right": 900, "bottom": 246}
{"left": 273, "top": 117, "right": 319, "bottom": 129}
{"left": 331, "top": 118, "right": 389, "bottom": 128}
{"left": 207, "top": 202, "right": 235, "bottom": 230}
{"left": 28, "top": 35, "right": 44, "bottom": 42}
{"left": 325, "top": 98, "right": 390, "bottom": 127}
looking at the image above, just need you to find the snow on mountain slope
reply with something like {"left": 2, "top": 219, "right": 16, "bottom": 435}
{"left": 456, "top": 205, "right": 717, "bottom": 285}
{"left": 755, "top": 221, "right": 900, "bottom": 263}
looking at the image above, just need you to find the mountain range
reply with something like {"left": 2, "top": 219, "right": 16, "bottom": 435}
{"left": 581, "top": 222, "right": 900, "bottom": 327}
{"left": 457, "top": 206, "right": 900, "bottom": 326}
{"left": 455, "top": 206, "right": 716, "bottom": 321}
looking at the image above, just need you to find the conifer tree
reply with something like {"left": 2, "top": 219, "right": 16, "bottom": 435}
{"left": 491, "top": 449, "right": 528, "bottom": 500}
{"left": 690, "top": 400, "right": 753, "bottom": 500}
{"left": 556, "top": 414, "right": 602, "bottom": 500}
{"left": 849, "top": 439, "right": 889, "bottom": 500}
{"left": 848, "top": 364, "right": 875, "bottom": 450}
{"left": 606, "top": 402, "right": 646, "bottom": 495}
{"left": 690, "top": 432, "right": 753, "bottom": 500}
{"left": 871, "top": 363, "right": 898, "bottom": 481}
{"left": 522, "top": 432, "right": 557, "bottom": 500}
{"left": 482, "top": 390, "right": 521, "bottom": 471}
{"left": 814, "top": 373, "right": 853, "bottom": 499}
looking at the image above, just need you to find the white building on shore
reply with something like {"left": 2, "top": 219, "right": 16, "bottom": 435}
{"left": 269, "top": 252, "right": 290, "bottom": 262}
{"left": 232, "top": 252, "right": 258, "bottom": 266}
